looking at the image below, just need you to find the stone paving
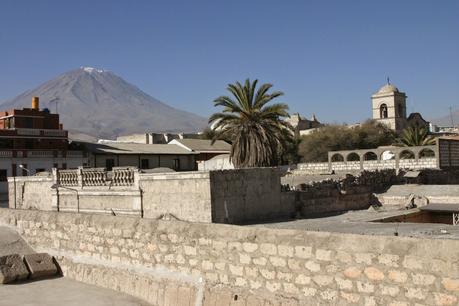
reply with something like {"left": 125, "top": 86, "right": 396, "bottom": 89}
{"left": 0, "top": 278, "right": 149, "bottom": 306}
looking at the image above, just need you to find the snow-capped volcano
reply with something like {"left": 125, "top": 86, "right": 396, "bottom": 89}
{"left": 0, "top": 67, "right": 207, "bottom": 139}
{"left": 81, "top": 66, "right": 105, "bottom": 74}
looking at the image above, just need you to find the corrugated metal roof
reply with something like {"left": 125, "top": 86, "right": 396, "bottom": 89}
{"left": 81, "top": 142, "right": 197, "bottom": 155}
{"left": 171, "top": 139, "right": 231, "bottom": 153}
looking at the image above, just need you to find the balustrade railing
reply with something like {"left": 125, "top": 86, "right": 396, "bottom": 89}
{"left": 0, "top": 151, "right": 12, "bottom": 158}
{"left": 54, "top": 167, "right": 138, "bottom": 187}
{"left": 112, "top": 167, "right": 136, "bottom": 186}
{"left": 58, "top": 169, "right": 79, "bottom": 186}
{"left": 82, "top": 168, "right": 107, "bottom": 186}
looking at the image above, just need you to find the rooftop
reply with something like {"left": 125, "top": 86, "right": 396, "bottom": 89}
{"left": 170, "top": 139, "right": 231, "bottom": 153}
{"left": 80, "top": 142, "right": 197, "bottom": 155}
{"left": 377, "top": 83, "right": 399, "bottom": 94}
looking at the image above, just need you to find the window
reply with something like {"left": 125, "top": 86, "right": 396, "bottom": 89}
{"left": 105, "top": 159, "right": 115, "bottom": 171}
{"left": 35, "top": 168, "right": 45, "bottom": 174}
{"left": 380, "top": 104, "right": 388, "bottom": 119}
{"left": 0, "top": 169, "right": 7, "bottom": 182}
{"left": 141, "top": 159, "right": 149, "bottom": 169}
{"left": 173, "top": 158, "right": 180, "bottom": 170}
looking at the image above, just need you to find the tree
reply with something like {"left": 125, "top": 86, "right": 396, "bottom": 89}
{"left": 298, "top": 120, "right": 395, "bottom": 162}
{"left": 397, "top": 126, "right": 436, "bottom": 146}
{"left": 199, "top": 127, "right": 233, "bottom": 144}
{"left": 209, "top": 79, "right": 291, "bottom": 168}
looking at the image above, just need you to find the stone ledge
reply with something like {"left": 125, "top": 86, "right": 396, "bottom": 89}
{"left": 0, "top": 254, "right": 29, "bottom": 284}
{"left": 24, "top": 253, "right": 59, "bottom": 279}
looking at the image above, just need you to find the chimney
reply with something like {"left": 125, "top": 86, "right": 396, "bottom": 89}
{"left": 32, "top": 97, "right": 39, "bottom": 110}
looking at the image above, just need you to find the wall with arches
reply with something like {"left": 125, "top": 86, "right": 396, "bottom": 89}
{"left": 327, "top": 145, "right": 438, "bottom": 172}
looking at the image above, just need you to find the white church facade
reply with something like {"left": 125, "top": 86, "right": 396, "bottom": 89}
{"left": 371, "top": 82, "right": 429, "bottom": 133}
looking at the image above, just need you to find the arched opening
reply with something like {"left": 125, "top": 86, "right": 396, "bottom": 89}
{"left": 346, "top": 152, "right": 360, "bottom": 162}
{"left": 363, "top": 152, "right": 378, "bottom": 161}
{"left": 380, "top": 104, "right": 388, "bottom": 119}
{"left": 331, "top": 153, "right": 344, "bottom": 162}
{"left": 381, "top": 150, "right": 395, "bottom": 160}
{"left": 419, "top": 148, "right": 435, "bottom": 159}
{"left": 399, "top": 150, "right": 415, "bottom": 159}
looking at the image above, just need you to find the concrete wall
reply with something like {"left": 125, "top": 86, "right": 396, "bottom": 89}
{"left": 296, "top": 162, "right": 329, "bottom": 174}
{"left": 1, "top": 209, "right": 459, "bottom": 306}
{"left": 8, "top": 175, "right": 54, "bottom": 210}
{"left": 139, "top": 171, "right": 212, "bottom": 223}
{"left": 8, "top": 168, "right": 287, "bottom": 224}
{"left": 210, "top": 168, "right": 284, "bottom": 224}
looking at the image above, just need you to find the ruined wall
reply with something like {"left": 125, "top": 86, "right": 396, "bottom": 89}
{"left": 1, "top": 209, "right": 459, "bottom": 306}
{"left": 283, "top": 170, "right": 397, "bottom": 217}
{"left": 210, "top": 168, "right": 284, "bottom": 224}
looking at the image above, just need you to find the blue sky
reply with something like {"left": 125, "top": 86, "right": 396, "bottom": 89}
{"left": 0, "top": 0, "right": 458, "bottom": 123}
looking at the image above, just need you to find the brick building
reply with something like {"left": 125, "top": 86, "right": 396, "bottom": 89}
{"left": 0, "top": 97, "right": 87, "bottom": 192}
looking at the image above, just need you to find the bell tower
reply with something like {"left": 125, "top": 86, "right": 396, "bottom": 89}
{"left": 371, "top": 80, "right": 407, "bottom": 133}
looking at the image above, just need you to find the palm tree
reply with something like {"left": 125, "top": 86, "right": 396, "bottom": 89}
{"left": 398, "top": 126, "right": 436, "bottom": 146}
{"left": 209, "top": 79, "right": 291, "bottom": 168}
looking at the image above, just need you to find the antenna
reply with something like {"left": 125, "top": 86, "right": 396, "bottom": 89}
{"left": 386, "top": 76, "right": 390, "bottom": 85}
{"left": 449, "top": 106, "right": 455, "bottom": 127}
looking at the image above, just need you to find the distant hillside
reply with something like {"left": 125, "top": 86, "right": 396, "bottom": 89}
{"left": 0, "top": 67, "right": 208, "bottom": 139}
{"left": 430, "top": 107, "right": 459, "bottom": 127}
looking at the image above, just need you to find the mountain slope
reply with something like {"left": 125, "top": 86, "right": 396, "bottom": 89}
{"left": 430, "top": 108, "right": 459, "bottom": 127}
{"left": 0, "top": 67, "right": 208, "bottom": 139}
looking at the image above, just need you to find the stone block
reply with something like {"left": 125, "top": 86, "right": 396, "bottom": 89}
{"left": 23, "top": 253, "right": 58, "bottom": 279}
{"left": 0, "top": 254, "right": 29, "bottom": 284}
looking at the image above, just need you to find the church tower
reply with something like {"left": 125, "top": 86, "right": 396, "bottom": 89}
{"left": 371, "top": 81, "right": 407, "bottom": 133}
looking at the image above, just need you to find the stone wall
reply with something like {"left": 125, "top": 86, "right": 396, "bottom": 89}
{"left": 1, "top": 208, "right": 458, "bottom": 306}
